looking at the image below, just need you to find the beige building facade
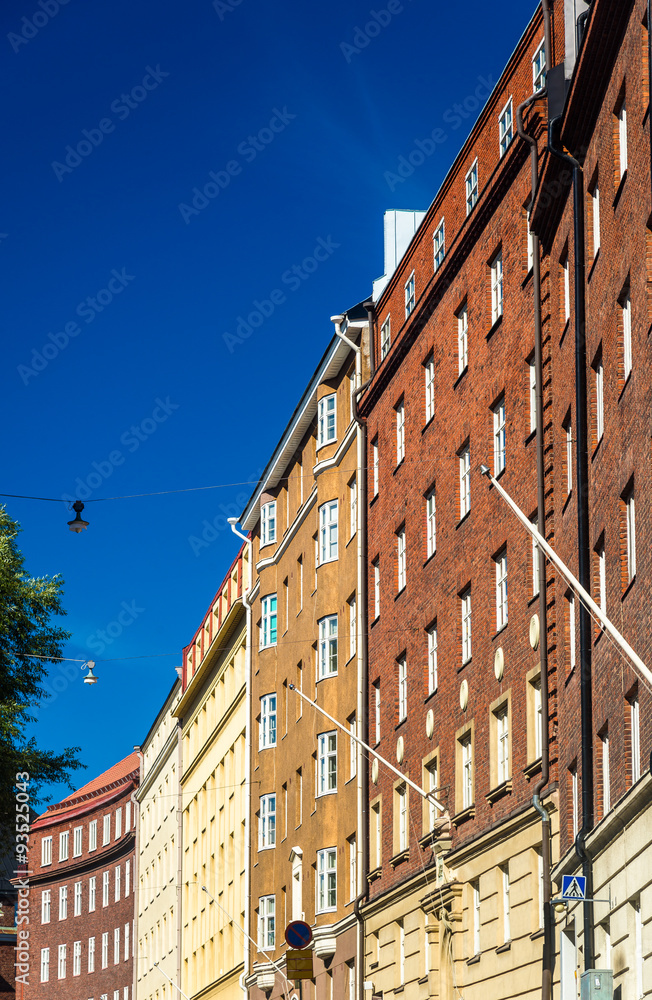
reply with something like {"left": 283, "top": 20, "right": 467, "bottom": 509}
{"left": 175, "top": 547, "right": 249, "bottom": 1000}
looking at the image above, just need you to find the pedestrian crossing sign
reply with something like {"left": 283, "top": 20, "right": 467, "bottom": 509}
{"left": 561, "top": 874, "right": 587, "bottom": 900}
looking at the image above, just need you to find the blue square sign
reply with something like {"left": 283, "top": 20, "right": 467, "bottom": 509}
{"left": 561, "top": 874, "right": 587, "bottom": 900}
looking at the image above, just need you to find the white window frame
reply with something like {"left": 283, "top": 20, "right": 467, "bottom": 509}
{"left": 529, "top": 359, "right": 537, "bottom": 433}
{"left": 88, "top": 936, "right": 95, "bottom": 973}
{"left": 349, "top": 715, "right": 357, "bottom": 780}
{"left": 398, "top": 655, "right": 407, "bottom": 722}
{"left": 58, "top": 943, "right": 66, "bottom": 980}
{"left": 373, "top": 680, "right": 381, "bottom": 744}
{"left": 101, "top": 932, "right": 109, "bottom": 969}
{"left": 602, "top": 732, "right": 610, "bottom": 814}
{"left": 427, "top": 625, "right": 438, "bottom": 695}
{"left": 596, "top": 358, "right": 604, "bottom": 440}
{"left": 568, "top": 593, "right": 576, "bottom": 671}
{"left": 349, "top": 836, "right": 357, "bottom": 900}
{"left": 618, "top": 99, "right": 628, "bottom": 179}
{"left": 398, "top": 919, "right": 406, "bottom": 984}
{"left": 89, "top": 876, "right": 96, "bottom": 913}
{"left": 373, "top": 559, "right": 380, "bottom": 619}
{"left": 527, "top": 208, "right": 535, "bottom": 273}
{"left": 631, "top": 695, "right": 640, "bottom": 783}
{"left": 424, "top": 354, "right": 435, "bottom": 423}
{"left": 319, "top": 500, "right": 338, "bottom": 564}
{"left": 41, "top": 889, "right": 51, "bottom": 924}
{"left": 461, "top": 588, "right": 472, "bottom": 664}
{"left": 73, "top": 940, "right": 81, "bottom": 977}
{"left": 372, "top": 438, "right": 379, "bottom": 496}
{"left": 397, "top": 527, "right": 406, "bottom": 592}
{"left": 59, "top": 884, "right": 68, "bottom": 920}
{"left": 103, "top": 814, "right": 111, "bottom": 845}
{"left": 572, "top": 766, "right": 579, "bottom": 838}
{"left": 115, "top": 807, "right": 122, "bottom": 839}
{"left": 40, "top": 947, "right": 49, "bottom": 983}
{"left": 496, "top": 705, "right": 509, "bottom": 784}
{"left": 465, "top": 159, "right": 478, "bottom": 214}
{"left": 259, "top": 693, "right": 277, "bottom": 749}
{"left": 426, "top": 758, "right": 440, "bottom": 828}
{"left": 125, "top": 859, "right": 130, "bottom": 897}
{"left": 566, "top": 420, "right": 573, "bottom": 494}
{"left": 59, "top": 830, "right": 69, "bottom": 861}
{"left": 102, "top": 871, "right": 109, "bottom": 907}
{"left": 88, "top": 820, "right": 97, "bottom": 852}
{"left": 458, "top": 304, "right": 468, "bottom": 374}
{"left": 396, "top": 400, "right": 405, "bottom": 465}
{"left": 349, "top": 475, "right": 357, "bottom": 538}
{"left": 348, "top": 595, "right": 357, "bottom": 661}
{"left": 426, "top": 488, "right": 436, "bottom": 558}
{"left": 380, "top": 316, "right": 391, "bottom": 360}
{"left": 318, "top": 614, "right": 338, "bottom": 679}
{"left": 317, "top": 393, "right": 337, "bottom": 448}
{"left": 499, "top": 97, "right": 513, "bottom": 156}
{"left": 74, "top": 880, "right": 82, "bottom": 916}
{"left": 462, "top": 735, "right": 473, "bottom": 809}
{"left": 532, "top": 520, "right": 540, "bottom": 597}
{"left": 459, "top": 444, "right": 471, "bottom": 518}
{"left": 259, "top": 793, "right": 276, "bottom": 849}
{"left": 592, "top": 186, "right": 600, "bottom": 255}
{"left": 115, "top": 865, "right": 121, "bottom": 902}
{"left": 258, "top": 895, "right": 275, "bottom": 950}
{"left": 622, "top": 290, "right": 632, "bottom": 380}
{"left": 533, "top": 678, "right": 542, "bottom": 759}
{"left": 493, "top": 396, "right": 506, "bottom": 474}
{"left": 316, "top": 848, "right": 337, "bottom": 913}
{"left": 473, "top": 881, "right": 481, "bottom": 954}
{"left": 405, "top": 272, "right": 415, "bottom": 318}
{"left": 73, "top": 826, "right": 82, "bottom": 858}
{"left": 398, "top": 785, "right": 408, "bottom": 852}
{"left": 502, "top": 867, "right": 511, "bottom": 943}
{"left": 261, "top": 501, "right": 277, "bottom": 547}
{"left": 563, "top": 252, "right": 571, "bottom": 322}
{"left": 598, "top": 542, "right": 606, "bottom": 615}
{"left": 495, "top": 549, "right": 508, "bottom": 630}
{"left": 317, "top": 732, "right": 337, "bottom": 795}
{"left": 260, "top": 594, "right": 278, "bottom": 649}
{"left": 433, "top": 218, "right": 445, "bottom": 271}
{"left": 124, "top": 922, "right": 130, "bottom": 961}
{"left": 626, "top": 490, "right": 636, "bottom": 582}
{"left": 532, "top": 39, "right": 546, "bottom": 91}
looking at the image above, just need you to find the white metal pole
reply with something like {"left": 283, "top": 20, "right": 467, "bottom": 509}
{"left": 288, "top": 684, "right": 446, "bottom": 812}
{"left": 480, "top": 465, "right": 652, "bottom": 688}
{"left": 153, "top": 962, "right": 192, "bottom": 1000}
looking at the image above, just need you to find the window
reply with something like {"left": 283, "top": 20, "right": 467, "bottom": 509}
{"left": 258, "top": 895, "right": 275, "bottom": 949}
{"left": 102, "top": 871, "right": 109, "bottom": 907}
{"left": 319, "top": 500, "right": 338, "bottom": 563}
{"left": 424, "top": 354, "right": 435, "bottom": 422}
{"left": 622, "top": 289, "right": 632, "bottom": 380}
{"left": 571, "top": 765, "right": 579, "bottom": 839}
{"left": 562, "top": 251, "right": 570, "bottom": 323}
{"left": 466, "top": 160, "right": 478, "bottom": 214}
{"left": 537, "top": 851, "right": 545, "bottom": 929}
{"left": 496, "top": 705, "right": 510, "bottom": 784}
{"left": 601, "top": 731, "right": 611, "bottom": 814}
{"left": 348, "top": 595, "right": 357, "bottom": 661}
{"left": 396, "top": 527, "right": 406, "bottom": 591}
{"left": 259, "top": 794, "right": 276, "bottom": 849}
{"left": 433, "top": 219, "right": 445, "bottom": 271}
{"left": 113, "top": 928, "right": 119, "bottom": 965}
{"left": 89, "top": 820, "right": 97, "bottom": 852}
{"left": 565, "top": 418, "right": 573, "bottom": 494}
{"left": 532, "top": 518, "right": 540, "bottom": 597}
{"left": 298, "top": 555, "right": 303, "bottom": 612}
{"left": 318, "top": 615, "right": 338, "bottom": 678}
{"left": 635, "top": 899, "right": 643, "bottom": 999}
{"left": 529, "top": 358, "right": 537, "bottom": 433}
{"left": 261, "top": 501, "right": 277, "bottom": 546}
{"left": 88, "top": 936, "right": 95, "bottom": 973}
{"left": 373, "top": 559, "right": 380, "bottom": 619}
{"left": 59, "top": 885, "right": 68, "bottom": 920}
{"left": 495, "top": 549, "right": 508, "bottom": 630}
{"left": 372, "top": 438, "right": 379, "bottom": 496}
{"left": 617, "top": 98, "right": 628, "bottom": 180}
{"left": 458, "top": 304, "right": 468, "bottom": 374}
{"left": 397, "top": 784, "right": 408, "bottom": 852}
{"left": 426, "top": 488, "right": 436, "bottom": 558}
{"left": 491, "top": 251, "right": 503, "bottom": 323}
{"left": 396, "top": 400, "right": 405, "bottom": 464}
{"left": 59, "top": 831, "right": 69, "bottom": 861}
{"left": 630, "top": 694, "right": 641, "bottom": 783}
{"left": 73, "top": 826, "right": 82, "bottom": 857}
{"left": 532, "top": 39, "right": 546, "bottom": 91}
{"left": 349, "top": 715, "right": 357, "bottom": 780}
{"left": 317, "top": 848, "right": 337, "bottom": 912}
{"left": 74, "top": 881, "right": 82, "bottom": 916}
{"left": 101, "top": 932, "right": 109, "bottom": 969}
{"left": 592, "top": 185, "right": 601, "bottom": 255}
{"left": 499, "top": 98, "right": 513, "bottom": 156}
{"left": 597, "top": 541, "right": 606, "bottom": 616}
{"left": 58, "top": 943, "right": 66, "bottom": 979}
{"left": 427, "top": 625, "right": 438, "bottom": 695}
{"left": 567, "top": 593, "right": 576, "bottom": 671}
{"left": 459, "top": 444, "right": 471, "bottom": 518}
{"left": 371, "top": 801, "right": 382, "bottom": 868}
{"left": 527, "top": 208, "right": 535, "bottom": 273}
{"left": 317, "top": 393, "right": 337, "bottom": 447}
{"left": 625, "top": 487, "right": 636, "bottom": 582}
{"left": 125, "top": 923, "right": 130, "bottom": 961}
{"left": 40, "top": 947, "right": 49, "bottom": 982}
{"left": 493, "top": 396, "right": 506, "bottom": 474}
{"left": 349, "top": 835, "right": 357, "bottom": 900}
{"left": 259, "top": 593, "right": 279, "bottom": 650}
{"left": 425, "top": 758, "right": 440, "bottom": 829}
{"left": 103, "top": 814, "right": 110, "bottom": 845}
{"left": 259, "top": 693, "right": 277, "bottom": 749}
{"left": 125, "top": 801, "right": 131, "bottom": 830}
{"left": 373, "top": 680, "right": 381, "bottom": 744}
{"left": 461, "top": 588, "right": 472, "bottom": 664}
{"left": 398, "top": 655, "right": 407, "bottom": 722}
{"left": 533, "top": 677, "right": 543, "bottom": 759}
{"left": 73, "top": 940, "right": 81, "bottom": 977}
{"left": 115, "top": 866, "right": 121, "bottom": 902}
{"left": 89, "top": 876, "right": 96, "bottom": 912}
{"left": 380, "top": 315, "right": 391, "bottom": 359}
{"left": 502, "top": 867, "right": 511, "bottom": 943}
{"left": 405, "top": 272, "right": 415, "bottom": 317}
{"left": 472, "top": 881, "right": 481, "bottom": 954}
{"left": 348, "top": 963, "right": 356, "bottom": 1000}
{"left": 115, "top": 807, "right": 122, "bottom": 839}
{"left": 461, "top": 734, "right": 473, "bottom": 809}
{"left": 398, "top": 919, "right": 406, "bottom": 985}
{"left": 317, "top": 732, "right": 337, "bottom": 794}
{"left": 595, "top": 357, "right": 604, "bottom": 440}
{"left": 41, "top": 889, "right": 51, "bottom": 924}
{"left": 349, "top": 476, "right": 357, "bottom": 537}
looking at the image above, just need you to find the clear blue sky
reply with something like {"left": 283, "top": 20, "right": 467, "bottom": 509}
{"left": 1, "top": 0, "right": 534, "bottom": 807}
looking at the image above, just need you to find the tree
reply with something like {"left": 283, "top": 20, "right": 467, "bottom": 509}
{"left": 0, "top": 507, "right": 84, "bottom": 845}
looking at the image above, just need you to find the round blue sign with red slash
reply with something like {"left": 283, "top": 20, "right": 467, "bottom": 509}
{"left": 285, "top": 920, "right": 313, "bottom": 949}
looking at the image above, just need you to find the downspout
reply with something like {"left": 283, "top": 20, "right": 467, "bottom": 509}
{"left": 516, "top": 5, "right": 553, "bottom": 997}
{"left": 132, "top": 747, "right": 143, "bottom": 1000}
{"left": 176, "top": 719, "right": 183, "bottom": 997}
{"left": 547, "top": 116, "right": 594, "bottom": 972}
{"left": 228, "top": 525, "right": 253, "bottom": 998}
{"left": 332, "top": 314, "right": 371, "bottom": 1000}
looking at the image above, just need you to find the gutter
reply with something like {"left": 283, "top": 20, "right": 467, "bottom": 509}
{"left": 132, "top": 746, "right": 143, "bottom": 1000}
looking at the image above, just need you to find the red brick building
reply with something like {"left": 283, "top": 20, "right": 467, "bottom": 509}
{"left": 26, "top": 753, "right": 139, "bottom": 1000}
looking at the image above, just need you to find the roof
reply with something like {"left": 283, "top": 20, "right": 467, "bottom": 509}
{"left": 31, "top": 752, "right": 140, "bottom": 830}
{"left": 70, "top": 751, "right": 139, "bottom": 798}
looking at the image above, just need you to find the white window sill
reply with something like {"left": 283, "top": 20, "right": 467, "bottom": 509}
{"left": 316, "top": 438, "right": 337, "bottom": 452}
{"left": 316, "top": 790, "right": 338, "bottom": 798}
{"left": 317, "top": 672, "right": 338, "bottom": 683}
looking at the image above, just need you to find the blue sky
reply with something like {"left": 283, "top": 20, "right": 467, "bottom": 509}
{"left": 1, "top": 0, "right": 533, "bottom": 807}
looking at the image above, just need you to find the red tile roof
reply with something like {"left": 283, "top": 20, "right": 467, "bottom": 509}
{"left": 70, "top": 751, "right": 139, "bottom": 799}
{"left": 31, "top": 752, "right": 140, "bottom": 828}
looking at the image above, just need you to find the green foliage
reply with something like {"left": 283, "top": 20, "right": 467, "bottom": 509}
{"left": 0, "top": 507, "right": 84, "bottom": 843}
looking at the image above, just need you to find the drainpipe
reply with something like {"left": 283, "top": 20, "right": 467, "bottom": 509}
{"left": 332, "top": 315, "right": 370, "bottom": 1000}
{"left": 547, "top": 115, "right": 594, "bottom": 972}
{"left": 176, "top": 719, "right": 183, "bottom": 997}
{"left": 227, "top": 526, "right": 254, "bottom": 998}
{"left": 515, "top": 4, "right": 553, "bottom": 996}
{"left": 132, "top": 746, "right": 143, "bottom": 1000}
